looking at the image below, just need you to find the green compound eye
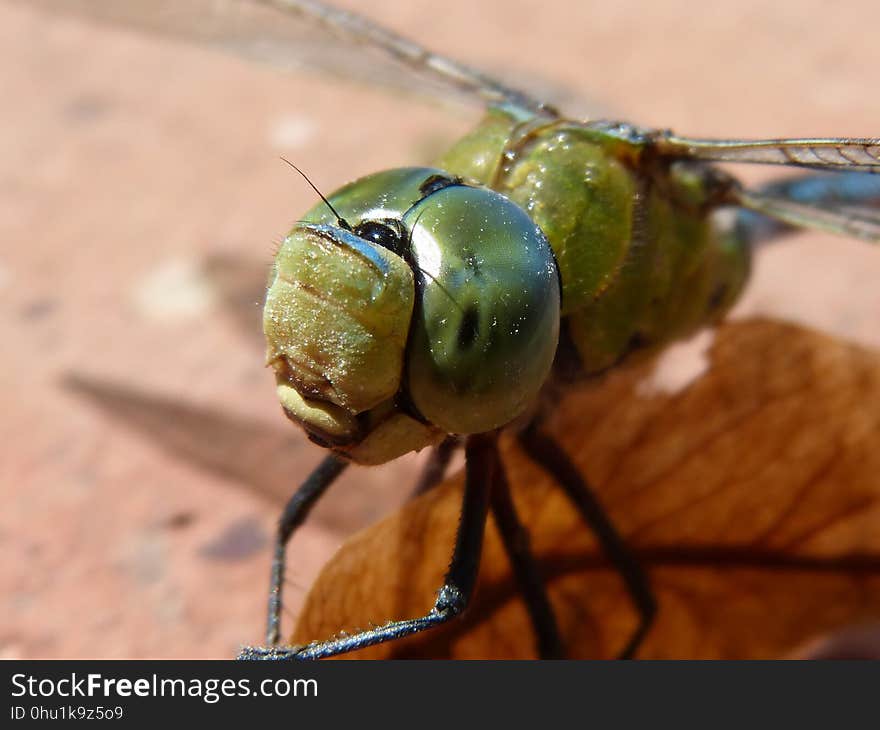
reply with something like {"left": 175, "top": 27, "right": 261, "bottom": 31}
{"left": 403, "top": 184, "right": 561, "bottom": 434}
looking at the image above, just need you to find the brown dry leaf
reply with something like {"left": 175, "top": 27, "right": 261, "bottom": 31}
{"left": 291, "top": 318, "right": 880, "bottom": 659}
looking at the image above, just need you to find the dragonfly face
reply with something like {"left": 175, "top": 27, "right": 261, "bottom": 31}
{"left": 264, "top": 166, "right": 561, "bottom": 464}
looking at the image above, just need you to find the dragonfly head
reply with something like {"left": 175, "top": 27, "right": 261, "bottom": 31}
{"left": 264, "top": 167, "right": 560, "bottom": 464}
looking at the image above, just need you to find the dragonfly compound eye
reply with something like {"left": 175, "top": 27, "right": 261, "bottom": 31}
{"left": 403, "top": 185, "right": 561, "bottom": 434}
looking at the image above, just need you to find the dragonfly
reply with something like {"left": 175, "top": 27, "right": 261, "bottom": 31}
{"left": 31, "top": 0, "right": 880, "bottom": 660}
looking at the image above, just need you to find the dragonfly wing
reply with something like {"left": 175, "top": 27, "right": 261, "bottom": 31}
{"left": 658, "top": 135, "right": 880, "bottom": 174}
{"left": 15, "top": 0, "right": 549, "bottom": 114}
{"left": 733, "top": 172, "right": 880, "bottom": 244}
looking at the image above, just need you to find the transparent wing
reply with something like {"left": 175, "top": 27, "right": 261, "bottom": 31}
{"left": 659, "top": 135, "right": 880, "bottom": 174}
{"left": 14, "top": 0, "right": 548, "bottom": 114}
{"left": 732, "top": 172, "right": 880, "bottom": 244}
{"left": 736, "top": 190, "right": 880, "bottom": 243}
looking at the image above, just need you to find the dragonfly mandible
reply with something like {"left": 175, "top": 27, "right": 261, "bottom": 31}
{"left": 30, "top": 0, "right": 880, "bottom": 660}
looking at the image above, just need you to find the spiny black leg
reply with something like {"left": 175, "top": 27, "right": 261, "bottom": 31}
{"left": 518, "top": 422, "right": 656, "bottom": 659}
{"left": 490, "top": 452, "right": 565, "bottom": 659}
{"left": 410, "top": 436, "right": 459, "bottom": 498}
{"left": 266, "top": 454, "right": 349, "bottom": 646}
{"left": 240, "top": 433, "right": 496, "bottom": 660}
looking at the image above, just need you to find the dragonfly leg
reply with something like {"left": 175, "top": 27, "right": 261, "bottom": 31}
{"left": 240, "top": 433, "right": 496, "bottom": 660}
{"left": 491, "top": 451, "right": 565, "bottom": 659}
{"left": 518, "top": 422, "right": 657, "bottom": 659}
{"left": 410, "top": 435, "right": 563, "bottom": 658}
{"left": 410, "top": 436, "right": 459, "bottom": 498}
{"left": 265, "top": 454, "right": 349, "bottom": 646}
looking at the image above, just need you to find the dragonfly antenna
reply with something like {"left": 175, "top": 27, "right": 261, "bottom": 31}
{"left": 281, "top": 157, "right": 352, "bottom": 231}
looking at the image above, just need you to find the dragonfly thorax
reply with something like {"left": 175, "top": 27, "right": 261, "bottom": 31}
{"left": 263, "top": 167, "right": 561, "bottom": 464}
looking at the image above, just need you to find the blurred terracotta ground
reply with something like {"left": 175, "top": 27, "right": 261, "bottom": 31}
{"left": 1, "top": 0, "right": 878, "bottom": 658}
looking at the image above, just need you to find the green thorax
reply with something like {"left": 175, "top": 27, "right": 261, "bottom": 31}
{"left": 435, "top": 107, "right": 752, "bottom": 375}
